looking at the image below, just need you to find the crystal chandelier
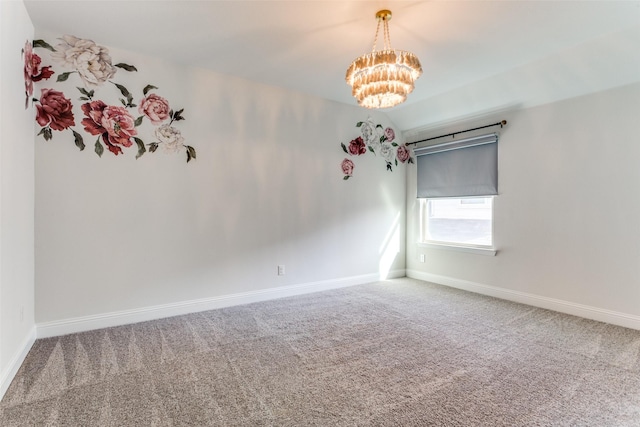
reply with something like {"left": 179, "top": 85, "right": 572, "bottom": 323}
{"left": 345, "top": 10, "right": 422, "bottom": 109}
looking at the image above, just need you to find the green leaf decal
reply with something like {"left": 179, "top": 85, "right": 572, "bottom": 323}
{"left": 341, "top": 142, "right": 348, "bottom": 154}
{"left": 376, "top": 124, "right": 383, "bottom": 129}
{"left": 380, "top": 135, "right": 386, "bottom": 143}
{"left": 72, "top": 130, "right": 85, "bottom": 151}
{"left": 173, "top": 108, "right": 185, "bottom": 122}
{"left": 143, "top": 84, "right": 158, "bottom": 96}
{"left": 57, "top": 72, "right": 72, "bottom": 82}
{"left": 114, "top": 83, "right": 129, "bottom": 97}
{"left": 33, "top": 39, "right": 56, "bottom": 52}
{"left": 134, "top": 116, "right": 144, "bottom": 127}
{"left": 95, "top": 139, "right": 104, "bottom": 157}
{"left": 115, "top": 63, "right": 138, "bottom": 72}
{"left": 186, "top": 146, "right": 197, "bottom": 163}
{"left": 148, "top": 143, "right": 159, "bottom": 153}
{"left": 76, "top": 87, "right": 94, "bottom": 101}
{"left": 356, "top": 122, "right": 363, "bottom": 127}
{"left": 114, "top": 83, "right": 135, "bottom": 107}
{"left": 38, "top": 127, "right": 52, "bottom": 141}
{"left": 343, "top": 175, "right": 350, "bottom": 180}
{"left": 408, "top": 157, "right": 414, "bottom": 164}
{"left": 134, "top": 137, "right": 146, "bottom": 159}
{"left": 368, "top": 146, "right": 375, "bottom": 154}
{"left": 395, "top": 158, "right": 398, "bottom": 166}
{"left": 391, "top": 142, "right": 398, "bottom": 147}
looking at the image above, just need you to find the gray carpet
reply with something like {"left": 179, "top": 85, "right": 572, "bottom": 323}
{"left": 2, "top": 278, "right": 640, "bottom": 426}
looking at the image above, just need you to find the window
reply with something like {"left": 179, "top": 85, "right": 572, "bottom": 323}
{"left": 415, "top": 133, "right": 498, "bottom": 254}
{"left": 419, "top": 197, "right": 494, "bottom": 249}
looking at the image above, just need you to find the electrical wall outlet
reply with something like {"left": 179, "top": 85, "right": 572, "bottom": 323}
{"left": 419, "top": 254, "right": 425, "bottom": 263}
{"left": 277, "top": 265, "right": 285, "bottom": 276}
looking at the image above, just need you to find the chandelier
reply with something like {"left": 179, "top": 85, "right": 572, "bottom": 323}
{"left": 345, "top": 10, "right": 422, "bottom": 109}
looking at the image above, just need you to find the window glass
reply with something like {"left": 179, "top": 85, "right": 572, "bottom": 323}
{"left": 420, "top": 197, "right": 493, "bottom": 247}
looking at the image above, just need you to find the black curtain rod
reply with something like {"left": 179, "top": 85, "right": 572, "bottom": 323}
{"left": 407, "top": 120, "right": 507, "bottom": 146}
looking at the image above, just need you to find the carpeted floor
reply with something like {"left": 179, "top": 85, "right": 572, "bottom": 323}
{"left": 1, "top": 278, "right": 640, "bottom": 426}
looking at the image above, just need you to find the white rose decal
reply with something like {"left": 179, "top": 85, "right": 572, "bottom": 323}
{"left": 154, "top": 124, "right": 185, "bottom": 153}
{"left": 52, "top": 35, "right": 117, "bottom": 86}
{"left": 379, "top": 143, "right": 394, "bottom": 163}
{"left": 360, "top": 118, "right": 378, "bottom": 146}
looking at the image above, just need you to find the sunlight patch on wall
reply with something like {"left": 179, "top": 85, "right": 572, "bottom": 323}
{"left": 379, "top": 212, "right": 401, "bottom": 279}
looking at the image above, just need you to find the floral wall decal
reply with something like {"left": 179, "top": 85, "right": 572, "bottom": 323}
{"left": 340, "top": 117, "right": 414, "bottom": 180}
{"left": 22, "top": 40, "right": 54, "bottom": 109}
{"left": 22, "top": 35, "right": 196, "bottom": 162}
{"left": 341, "top": 158, "right": 355, "bottom": 178}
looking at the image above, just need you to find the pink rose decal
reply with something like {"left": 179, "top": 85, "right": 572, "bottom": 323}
{"left": 23, "top": 40, "right": 54, "bottom": 108}
{"left": 397, "top": 145, "right": 411, "bottom": 163}
{"left": 348, "top": 136, "right": 367, "bottom": 156}
{"left": 81, "top": 100, "right": 137, "bottom": 155}
{"left": 341, "top": 158, "right": 355, "bottom": 179}
{"left": 384, "top": 127, "right": 395, "bottom": 142}
{"left": 35, "top": 88, "right": 75, "bottom": 131}
{"left": 138, "top": 93, "right": 170, "bottom": 125}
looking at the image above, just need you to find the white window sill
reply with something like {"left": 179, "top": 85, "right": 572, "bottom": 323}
{"left": 417, "top": 242, "right": 497, "bottom": 256}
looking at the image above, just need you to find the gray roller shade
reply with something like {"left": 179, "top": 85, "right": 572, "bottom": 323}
{"left": 415, "top": 134, "right": 498, "bottom": 198}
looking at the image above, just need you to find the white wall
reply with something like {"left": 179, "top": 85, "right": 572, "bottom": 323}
{"left": 0, "top": 0, "right": 36, "bottom": 397}
{"left": 389, "top": 24, "right": 640, "bottom": 131}
{"left": 407, "top": 82, "right": 640, "bottom": 327}
{"left": 33, "top": 30, "right": 407, "bottom": 327}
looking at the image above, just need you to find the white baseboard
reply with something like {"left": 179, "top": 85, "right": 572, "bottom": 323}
{"left": 37, "top": 270, "right": 405, "bottom": 339}
{"left": 407, "top": 269, "right": 640, "bottom": 330}
{"left": 0, "top": 326, "right": 36, "bottom": 401}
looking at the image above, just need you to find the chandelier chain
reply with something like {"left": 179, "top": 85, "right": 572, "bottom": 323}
{"left": 372, "top": 14, "right": 393, "bottom": 52}
{"left": 383, "top": 19, "right": 392, "bottom": 50}
{"left": 371, "top": 19, "right": 382, "bottom": 53}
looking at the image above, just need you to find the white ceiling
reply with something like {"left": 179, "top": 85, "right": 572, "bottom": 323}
{"left": 23, "top": 0, "right": 640, "bottom": 132}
